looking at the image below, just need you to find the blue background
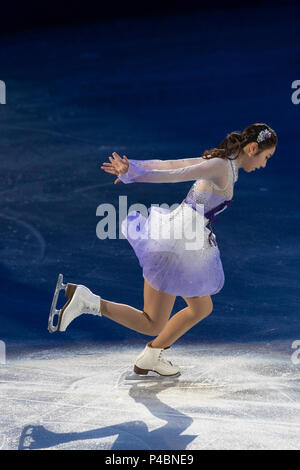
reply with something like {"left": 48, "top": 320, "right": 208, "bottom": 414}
{"left": 0, "top": 1, "right": 299, "bottom": 355}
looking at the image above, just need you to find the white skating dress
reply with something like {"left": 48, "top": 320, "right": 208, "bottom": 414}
{"left": 119, "top": 155, "right": 239, "bottom": 297}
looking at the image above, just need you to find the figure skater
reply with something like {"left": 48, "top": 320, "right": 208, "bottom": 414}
{"left": 48, "top": 123, "right": 277, "bottom": 377}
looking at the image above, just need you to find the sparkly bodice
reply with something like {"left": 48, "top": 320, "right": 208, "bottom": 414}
{"left": 182, "top": 157, "right": 239, "bottom": 246}
{"left": 185, "top": 157, "right": 239, "bottom": 213}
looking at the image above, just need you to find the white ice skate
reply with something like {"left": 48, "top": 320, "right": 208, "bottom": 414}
{"left": 48, "top": 273, "right": 101, "bottom": 333}
{"left": 133, "top": 342, "right": 181, "bottom": 378}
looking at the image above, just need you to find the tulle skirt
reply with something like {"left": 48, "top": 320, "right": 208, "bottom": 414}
{"left": 121, "top": 201, "right": 225, "bottom": 297}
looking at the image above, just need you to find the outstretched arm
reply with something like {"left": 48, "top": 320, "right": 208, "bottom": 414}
{"left": 122, "top": 156, "right": 205, "bottom": 171}
{"left": 100, "top": 152, "right": 204, "bottom": 183}
{"left": 100, "top": 152, "right": 229, "bottom": 189}
{"left": 118, "top": 156, "right": 229, "bottom": 189}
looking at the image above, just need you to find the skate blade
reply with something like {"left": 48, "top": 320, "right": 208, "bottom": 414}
{"left": 122, "top": 370, "right": 181, "bottom": 382}
{"left": 47, "top": 273, "right": 67, "bottom": 333}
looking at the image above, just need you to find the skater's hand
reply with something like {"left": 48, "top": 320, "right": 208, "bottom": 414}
{"left": 100, "top": 152, "right": 130, "bottom": 184}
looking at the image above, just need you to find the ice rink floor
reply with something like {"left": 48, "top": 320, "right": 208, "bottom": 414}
{"left": 1, "top": 341, "right": 299, "bottom": 450}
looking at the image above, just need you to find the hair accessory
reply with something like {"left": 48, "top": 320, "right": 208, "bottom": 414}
{"left": 257, "top": 129, "right": 272, "bottom": 143}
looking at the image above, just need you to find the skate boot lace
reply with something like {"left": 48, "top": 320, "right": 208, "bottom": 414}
{"left": 158, "top": 349, "right": 172, "bottom": 366}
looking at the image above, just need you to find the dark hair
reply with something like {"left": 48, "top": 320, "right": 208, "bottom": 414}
{"left": 202, "top": 123, "right": 278, "bottom": 161}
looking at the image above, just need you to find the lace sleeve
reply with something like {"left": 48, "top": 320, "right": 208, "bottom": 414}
{"left": 117, "top": 156, "right": 204, "bottom": 183}
{"left": 118, "top": 157, "right": 229, "bottom": 189}
{"left": 129, "top": 157, "right": 205, "bottom": 170}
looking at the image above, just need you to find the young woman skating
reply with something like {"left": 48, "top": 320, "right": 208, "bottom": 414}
{"left": 48, "top": 123, "right": 277, "bottom": 378}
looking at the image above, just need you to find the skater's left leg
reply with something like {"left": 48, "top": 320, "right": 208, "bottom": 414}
{"left": 150, "top": 295, "right": 213, "bottom": 349}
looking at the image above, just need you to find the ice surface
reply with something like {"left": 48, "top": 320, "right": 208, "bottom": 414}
{"left": 0, "top": 341, "right": 299, "bottom": 450}
{"left": 0, "top": 3, "right": 299, "bottom": 452}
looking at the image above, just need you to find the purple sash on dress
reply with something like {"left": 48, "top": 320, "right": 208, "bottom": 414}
{"left": 204, "top": 199, "right": 234, "bottom": 223}
{"left": 182, "top": 196, "right": 234, "bottom": 247}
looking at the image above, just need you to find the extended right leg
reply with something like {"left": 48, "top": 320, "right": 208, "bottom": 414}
{"left": 55, "top": 276, "right": 175, "bottom": 335}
